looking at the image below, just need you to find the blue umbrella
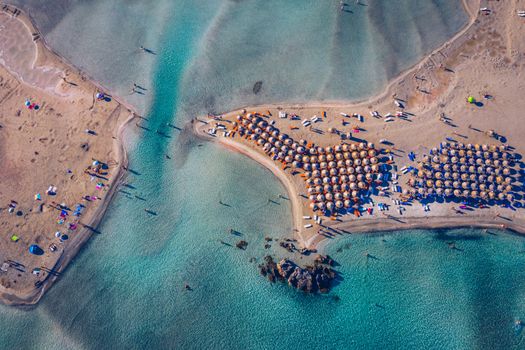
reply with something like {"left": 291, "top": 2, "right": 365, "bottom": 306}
{"left": 29, "top": 244, "right": 44, "bottom": 255}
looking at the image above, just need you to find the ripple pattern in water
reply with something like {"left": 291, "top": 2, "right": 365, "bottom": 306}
{"left": 4, "top": 2, "right": 520, "bottom": 350}
{"left": 178, "top": 0, "right": 467, "bottom": 117}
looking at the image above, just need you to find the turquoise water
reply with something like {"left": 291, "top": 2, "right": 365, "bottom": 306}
{"left": 1, "top": 228, "right": 525, "bottom": 349}
{"left": 4, "top": 1, "right": 524, "bottom": 349}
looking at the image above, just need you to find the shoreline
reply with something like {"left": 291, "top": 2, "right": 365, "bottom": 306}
{"left": 0, "top": 4, "right": 137, "bottom": 306}
{"left": 196, "top": 0, "right": 478, "bottom": 119}
{"left": 195, "top": 119, "right": 525, "bottom": 252}
{"left": 194, "top": 0, "right": 525, "bottom": 252}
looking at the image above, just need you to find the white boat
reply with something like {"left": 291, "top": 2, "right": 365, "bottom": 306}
{"left": 304, "top": 224, "right": 313, "bottom": 229}
{"left": 340, "top": 112, "right": 349, "bottom": 117}
{"left": 385, "top": 117, "right": 395, "bottom": 122}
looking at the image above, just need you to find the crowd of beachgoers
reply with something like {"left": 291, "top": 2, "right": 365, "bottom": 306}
{"left": 203, "top": 110, "right": 521, "bottom": 223}
{"left": 0, "top": 5, "right": 132, "bottom": 305}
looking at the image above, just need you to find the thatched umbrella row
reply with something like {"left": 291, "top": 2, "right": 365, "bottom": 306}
{"left": 409, "top": 143, "right": 517, "bottom": 202}
{"left": 233, "top": 113, "right": 385, "bottom": 214}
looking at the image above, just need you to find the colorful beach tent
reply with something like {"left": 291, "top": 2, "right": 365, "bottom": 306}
{"left": 29, "top": 244, "right": 44, "bottom": 255}
{"left": 10, "top": 234, "right": 19, "bottom": 242}
{"left": 467, "top": 96, "right": 476, "bottom": 103}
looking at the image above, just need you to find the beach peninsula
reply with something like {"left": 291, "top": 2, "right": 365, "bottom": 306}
{"left": 195, "top": 0, "right": 525, "bottom": 260}
{"left": 0, "top": 5, "right": 135, "bottom": 305}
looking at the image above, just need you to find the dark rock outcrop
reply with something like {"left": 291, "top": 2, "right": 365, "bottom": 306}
{"left": 259, "top": 256, "right": 336, "bottom": 293}
{"left": 236, "top": 240, "right": 248, "bottom": 250}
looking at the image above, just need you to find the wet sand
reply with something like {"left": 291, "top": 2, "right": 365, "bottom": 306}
{"left": 195, "top": 0, "right": 525, "bottom": 248}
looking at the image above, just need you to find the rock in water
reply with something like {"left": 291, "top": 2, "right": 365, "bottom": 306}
{"left": 253, "top": 81, "right": 263, "bottom": 94}
{"left": 266, "top": 257, "right": 336, "bottom": 293}
{"left": 236, "top": 240, "right": 248, "bottom": 250}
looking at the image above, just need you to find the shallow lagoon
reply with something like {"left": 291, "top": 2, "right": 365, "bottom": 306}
{"left": 4, "top": 1, "right": 520, "bottom": 350}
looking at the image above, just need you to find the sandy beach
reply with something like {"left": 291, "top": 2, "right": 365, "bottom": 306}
{"left": 2, "top": 0, "right": 525, "bottom": 305}
{"left": 195, "top": 0, "right": 525, "bottom": 250}
{"left": 0, "top": 5, "right": 136, "bottom": 305}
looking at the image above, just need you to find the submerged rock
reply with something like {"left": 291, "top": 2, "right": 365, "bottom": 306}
{"left": 253, "top": 81, "right": 263, "bottom": 94}
{"left": 236, "top": 240, "right": 248, "bottom": 250}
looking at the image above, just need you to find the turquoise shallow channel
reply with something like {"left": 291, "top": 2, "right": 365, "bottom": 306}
{"left": 2, "top": 0, "right": 525, "bottom": 349}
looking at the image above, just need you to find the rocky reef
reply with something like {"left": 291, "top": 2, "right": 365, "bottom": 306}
{"left": 258, "top": 255, "right": 336, "bottom": 293}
